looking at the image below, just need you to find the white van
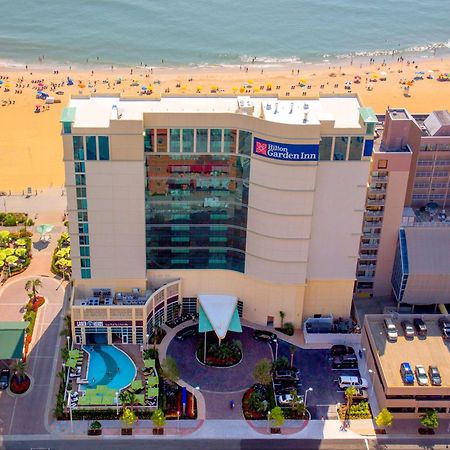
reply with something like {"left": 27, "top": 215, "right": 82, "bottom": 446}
{"left": 384, "top": 318, "right": 398, "bottom": 342}
{"left": 338, "top": 376, "right": 368, "bottom": 390}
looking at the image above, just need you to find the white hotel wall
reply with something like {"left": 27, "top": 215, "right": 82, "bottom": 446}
{"left": 245, "top": 154, "right": 317, "bottom": 284}
{"left": 84, "top": 161, "right": 146, "bottom": 280}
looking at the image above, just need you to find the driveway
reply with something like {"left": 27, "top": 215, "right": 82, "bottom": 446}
{"left": 275, "top": 339, "right": 363, "bottom": 420}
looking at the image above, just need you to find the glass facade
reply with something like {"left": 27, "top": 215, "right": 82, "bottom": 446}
{"left": 348, "top": 136, "right": 364, "bottom": 160}
{"left": 333, "top": 136, "right": 348, "bottom": 160}
{"left": 319, "top": 137, "right": 333, "bottom": 160}
{"left": 145, "top": 147, "right": 251, "bottom": 272}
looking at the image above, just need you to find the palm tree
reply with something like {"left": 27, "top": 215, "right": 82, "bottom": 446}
{"left": 13, "top": 360, "right": 27, "bottom": 384}
{"left": 152, "top": 325, "right": 162, "bottom": 350}
{"left": 279, "top": 311, "right": 285, "bottom": 328}
{"left": 25, "top": 278, "right": 42, "bottom": 306}
{"left": 289, "top": 345, "right": 297, "bottom": 368}
{"left": 345, "top": 386, "right": 358, "bottom": 418}
{"left": 119, "top": 391, "right": 130, "bottom": 411}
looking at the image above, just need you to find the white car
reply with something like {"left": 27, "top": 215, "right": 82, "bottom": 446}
{"left": 415, "top": 365, "right": 428, "bottom": 386}
{"left": 277, "top": 394, "right": 294, "bottom": 406}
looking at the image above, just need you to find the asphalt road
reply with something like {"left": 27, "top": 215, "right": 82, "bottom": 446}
{"left": 2, "top": 438, "right": 450, "bottom": 450}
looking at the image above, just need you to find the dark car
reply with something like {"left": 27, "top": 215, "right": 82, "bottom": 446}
{"left": 274, "top": 369, "right": 299, "bottom": 381}
{"left": 253, "top": 329, "right": 277, "bottom": 343}
{"left": 0, "top": 368, "right": 10, "bottom": 390}
{"left": 330, "top": 345, "right": 355, "bottom": 358}
{"left": 428, "top": 366, "right": 442, "bottom": 386}
{"left": 439, "top": 318, "right": 450, "bottom": 340}
{"left": 413, "top": 318, "right": 427, "bottom": 336}
{"left": 175, "top": 325, "right": 197, "bottom": 341}
{"left": 332, "top": 353, "right": 358, "bottom": 369}
{"left": 401, "top": 321, "right": 415, "bottom": 339}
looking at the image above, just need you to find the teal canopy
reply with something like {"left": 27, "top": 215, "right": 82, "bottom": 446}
{"left": 0, "top": 322, "right": 29, "bottom": 359}
{"left": 198, "top": 295, "right": 242, "bottom": 339}
{"left": 36, "top": 224, "right": 54, "bottom": 235}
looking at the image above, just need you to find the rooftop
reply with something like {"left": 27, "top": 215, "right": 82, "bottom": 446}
{"left": 403, "top": 227, "right": 450, "bottom": 274}
{"left": 366, "top": 314, "right": 450, "bottom": 391}
{"left": 66, "top": 94, "right": 364, "bottom": 130}
{"left": 72, "top": 288, "right": 153, "bottom": 307}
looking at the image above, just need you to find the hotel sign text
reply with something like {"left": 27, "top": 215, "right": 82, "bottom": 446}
{"left": 253, "top": 137, "right": 319, "bottom": 161}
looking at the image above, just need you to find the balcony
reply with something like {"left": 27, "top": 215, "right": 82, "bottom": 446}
{"left": 371, "top": 175, "right": 388, "bottom": 182}
{"left": 368, "top": 186, "right": 386, "bottom": 194}
{"left": 365, "top": 210, "right": 384, "bottom": 218}
{"left": 360, "top": 242, "right": 379, "bottom": 249}
{"left": 366, "top": 198, "right": 385, "bottom": 206}
{"left": 359, "top": 253, "right": 378, "bottom": 261}
{"left": 356, "top": 274, "right": 375, "bottom": 282}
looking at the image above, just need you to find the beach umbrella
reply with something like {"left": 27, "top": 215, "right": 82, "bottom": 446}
{"left": 299, "top": 78, "right": 307, "bottom": 84}
{"left": 141, "top": 86, "right": 147, "bottom": 90}
{"left": 247, "top": 79, "right": 253, "bottom": 84}
{"left": 181, "top": 86, "right": 187, "bottom": 91}
{"left": 406, "top": 81, "right": 414, "bottom": 86}
{"left": 0, "top": 80, "right": 3, "bottom": 85}
{"left": 239, "top": 86, "right": 245, "bottom": 93}
{"left": 231, "top": 87, "right": 238, "bottom": 93}
{"left": 78, "top": 84, "right": 85, "bottom": 88}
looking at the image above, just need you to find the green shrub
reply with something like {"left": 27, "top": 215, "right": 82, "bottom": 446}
{"left": 283, "top": 322, "right": 294, "bottom": 336}
{"left": 272, "top": 356, "right": 290, "bottom": 371}
{"left": 3, "top": 214, "right": 17, "bottom": 226}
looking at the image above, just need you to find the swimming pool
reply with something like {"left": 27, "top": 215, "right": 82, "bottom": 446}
{"left": 81, "top": 345, "right": 136, "bottom": 391}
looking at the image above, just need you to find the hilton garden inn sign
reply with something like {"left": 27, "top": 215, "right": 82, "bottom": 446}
{"left": 253, "top": 137, "right": 319, "bottom": 161}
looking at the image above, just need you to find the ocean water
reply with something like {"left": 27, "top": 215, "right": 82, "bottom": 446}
{"left": 1, "top": 0, "right": 449, "bottom": 68}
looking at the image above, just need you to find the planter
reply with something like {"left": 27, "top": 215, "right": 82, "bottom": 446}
{"left": 375, "top": 428, "right": 386, "bottom": 434}
{"left": 9, "top": 374, "right": 31, "bottom": 395}
{"left": 87, "top": 429, "right": 102, "bottom": 436}
{"left": 270, "top": 427, "right": 281, "bottom": 434}
{"left": 121, "top": 428, "right": 133, "bottom": 435}
{"left": 153, "top": 428, "right": 164, "bottom": 435}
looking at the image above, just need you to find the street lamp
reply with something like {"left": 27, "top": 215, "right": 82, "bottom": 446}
{"left": 304, "top": 387, "right": 313, "bottom": 409}
{"left": 275, "top": 340, "right": 279, "bottom": 361}
{"left": 267, "top": 410, "right": 271, "bottom": 433}
{"left": 177, "top": 410, "right": 180, "bottom": 433}
{"left": 146, "top": 334, "right": 149, "bottom": 349}
{"left": 66, "top": 335, "right": 70, "bottom": 350}
{"left": 368, "top": 369, "right": 375, "bottom": 398}
{"left": 115, "top": 391, "right": 119, "bottom": 415}
{"left": 67, "top": 391, "right": 73, "bottom": 433}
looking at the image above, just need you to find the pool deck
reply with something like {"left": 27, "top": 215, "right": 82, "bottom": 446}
{"left": 115, "top": 343, "right": 147, "bottom": 386}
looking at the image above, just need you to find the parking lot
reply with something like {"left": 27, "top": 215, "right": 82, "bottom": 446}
{"left": 273, "top": 339, "right": 364, "bottom": 419}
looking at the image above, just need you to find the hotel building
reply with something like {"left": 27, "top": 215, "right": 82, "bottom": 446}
{"left": 61, "top": 94, "right": 376, "bottom": 345}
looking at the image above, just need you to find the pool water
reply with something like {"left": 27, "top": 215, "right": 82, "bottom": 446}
{"left": 81, "top": 345, "right": 136, "bottom": 391}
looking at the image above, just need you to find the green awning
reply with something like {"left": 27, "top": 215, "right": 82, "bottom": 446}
{"left": 359, "top": 107, "right": 378, "bottom": 123}
{"left": 60, "top": 107, "right": 76, "bottom": 123}
{"left": 0, "top": 322, "right": 28, "bottom": 359}
{"left": 198, "top": 295, "right": 242, "bottom": 339}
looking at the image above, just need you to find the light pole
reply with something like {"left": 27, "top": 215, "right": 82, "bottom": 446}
{"left": 304, "top": 387, "right": 313, "bottom": 410}
{"left": 67, "top": 391, "right": 73, "bottom": 433}
{"left": 66, "top": 335, "right": 70, "bottom": 351}
{"left": 267, "top": 410, "right": 271, "bottom": 433}
{"left": 146, "top": 334, "right": 149, "bottom": 350}
{"left": 177, "top": 410, "right": 180, "bottom": 433}
{"left": 368, "top": 369, "right": 375, "bottom": 398}
{"left": 275, "top": 340, "right": 278, "bottom": 361}
{"left": 115, "top": 391, "right": 119, "bottom": 415}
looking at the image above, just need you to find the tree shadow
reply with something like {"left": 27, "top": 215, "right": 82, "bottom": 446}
{"left": 33, "top": 240, "right": 50, "bottom": 252}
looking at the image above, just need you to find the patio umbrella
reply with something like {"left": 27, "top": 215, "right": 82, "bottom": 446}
{"left": 5, "top": 255, "right": 18, "bottom": 265}
{"left": 4, "top": 248, "right": 14, "bottom": 256}
{"left": 36, "top": 224, "right": 54, "bottom": 235}
{"left": 0, "top": 250, "right": 6, "bottom": 260}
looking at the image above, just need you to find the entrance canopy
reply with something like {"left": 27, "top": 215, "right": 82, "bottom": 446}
{"left": 0, "top": 322, "right": 29, "bottom": 359}
{"left": 198, "top": 295, "right": 242, "bottom": 340}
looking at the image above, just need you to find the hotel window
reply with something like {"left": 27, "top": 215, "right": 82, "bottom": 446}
{"left": 318, "top": 137, "right": 333, "bottom": 160}
{"left": 74, "top": 162, "right": 85, "bottom": 173}
{"left": 78, "top": 211, "right": 88, "bottom": 222}
{"left": 63, "top": 122, "right": 72, "bottom": 134}
{"left": 333, "top": 136, "right": 348, "bottom": 160}
{"left": 223, "top": 129, "right": 237, "bottom": 153}
{"left": 157, "top": 129, "right": 168, "bottom": 152}
{"left": 86, "top": 136, "right": 97, "bottom": 160}
{"left": 348, "top": 136, "right": 364, "bottom": 160}
{"left": 210, "top": 129, "right": 222, "bottom": 153}
{"left": 78, "top": 223, "right": 89, "bottom": 234}
{"left": 76, "top": 187, "right": 87, "bottom": 198}
{"left": 80, "top": 246, "right": 90, "bottom": 257}
{"left": 79, "top": 235, "right": 90, "bottom": 246}
{"left": 182, "top": 129, "right": 194, "bottom": 152}
{"left": 81, "top": 258, "right": 91, "bottom": 268}
{"left": 77, "top": 198, "right": 88, "bottom": 210}
{"left": 170, "top": 129, "right": 181, "bottom": 152}
{"left": 196, "top": 129, "right": 208, "bottom": 152}
{"left": 81, "top": 268, "right": 91, "bottom": 279}
{"left": 75, "top": 174, "right": 86, "bottom": 186}
{"left": 98, "top": 136, "right": 110, "bottom": 160}
{"left": 238, "top": 130, "right": 252, "bottom": 155}
{"left": 144, "top": 129, "right": 154, "bottom": 152}
{"left": 366, "top": 123, "right": 375, "bottom": 134}
{"left": 378, "top": 160, "right": 388, "bottom": 169}
{"left": 73, "top": 136, "right": 84, "bottom": 160}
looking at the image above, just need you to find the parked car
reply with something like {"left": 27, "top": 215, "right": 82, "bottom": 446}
{"left": 415, "top": 365, "right": 429, "bottom": 386}
{"left": 175, "top": 325, "right": 197, "bottom": 340}
{"left": 401, "top": 321, "right": 415, "bottom": 339}
{"left": 0, "top": 369, "right": 10, "bottom": 390}
{"left": 338, "top": 376, "right": 368, "bottom": 390}
{"left": 274, "top": 369, "right": 299, "bottom": 381}
{"left": 428, "top": 366, "right": 442, "bottom": 386}
{"left": 352, "top": 388, "right": 369, "bottom": 401}
{"left": 413, "top": 318, "right": 427, "bottom": 337}
{"left": 332, "top": 353, "right": 358, "bottom": 369}
{"left": 384, "top": 318, "right": 398, "bottom": 342}
{"left": 277, "top": 394, "right": 294, "bottom": 406}
{"left": 400, "top": 362, "right": 414, "bottom": 384}
{"left": 253, "top": 329, "right": 277, "bottom": 343}
{"left": 330, "top": 345, "right": 355, "bottom": 357}
{"left": 438, "top": 318, "right": 450, "bottom": 340}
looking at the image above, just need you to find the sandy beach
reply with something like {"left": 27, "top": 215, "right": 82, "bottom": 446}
{"left": 1, "top": 57, "right": 450, "bottom": 191}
